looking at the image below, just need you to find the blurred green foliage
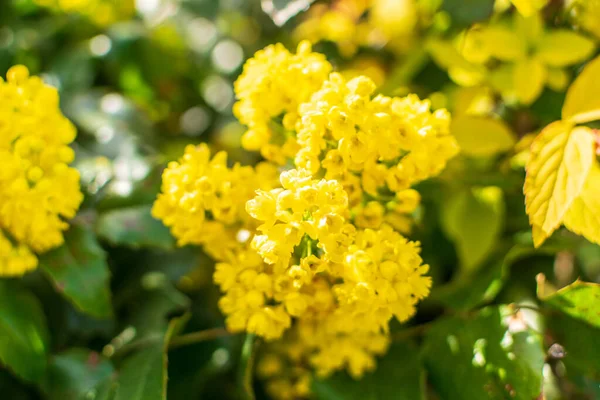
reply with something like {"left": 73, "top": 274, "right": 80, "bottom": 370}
{"left": 1, "top": 0, "right": 599, "bottom": 399}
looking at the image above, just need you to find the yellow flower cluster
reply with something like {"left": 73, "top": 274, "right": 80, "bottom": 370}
{"left": 154, "top": 42, "right": 457, "bottom": 388}
{"left": 234, "top": 42, "right": 331, "bottom": 164}
{"left": 33, "top": 0, "right": 135, "bottom": 26}
{"left": 294, "top": 0, "right": 421, "bottom": 57}
{"left": 0, "top": 66, "right": 83, "bottom": 276}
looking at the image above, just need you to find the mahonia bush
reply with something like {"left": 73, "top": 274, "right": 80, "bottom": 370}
{"left": 154, "top": 41, "right": 459, "bottom": 397}
{"left": 0, "top": 66, "right": 83, "bottom": 277}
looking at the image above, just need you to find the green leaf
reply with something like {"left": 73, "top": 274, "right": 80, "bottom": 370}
{"left": 423, "top": 306, "right": 545, "bottom": 400}
{"left": 42, "top": 349, "right": 114, "bottom": 400}
{"left": 538, "top": 279, "right": 600, "bottom": 328}
{"left": 313, "top": 341, "right": 425, "bottom": 400}
{"left": 114, "top": 315, "right": 189, "bottom": 400}
{"left": 40, "top": 224, "right": 113, "bottom": 319}
{"left": 441, "top": 0, "right": 494, "bottom": 26}
{"left": 0, "top": 281, "right": 49, "bottom": 383}
{"left": 441, "top": 186, "right": 505, "bottom": 272}
{"left": 96, "top": 205, "right": 175, "bottom": 250}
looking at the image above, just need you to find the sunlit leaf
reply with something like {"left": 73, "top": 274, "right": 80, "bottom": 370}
{"left": 40, "top": 224, "right": 113, "bottom": 319}
{"left": 0, "top": 282, "right": 49, "bottom": 383}
{"left": 536, "top": 30, "right": 595, "bottom": 67}
{"left": 562, "top": 55, "right": 600, "bottom": 124}
{"left": 451, "top": 115, "right": 516, "bottom": 157}
{"left": 524, "top": 122, "right": 595, "bottom": 246}
{"left": 563, "top": 161, "right": 600, "bottom": 245}
{"left": 538, "top": 277, "right": 600, "bottom": 328}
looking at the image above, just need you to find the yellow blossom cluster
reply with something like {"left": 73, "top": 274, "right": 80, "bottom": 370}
{"left": 154, "top": 42, "right": 458, "bottom": 391}
{"left": 233, "top": 42, "right": 331, "bottom": 164}
{"left": 0, "top": 66, "right": 83, "bottom": 276}
{"left": 33, "top": 0, "right": 135, "bottom": 26}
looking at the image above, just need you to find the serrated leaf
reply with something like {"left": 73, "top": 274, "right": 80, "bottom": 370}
{"left": 423, "top": 306, "right": 545, "bottom": 400}
{"left": 96, "top": 205, "right": 175, "bottom": 250}
{"left": 536, "top": 30, "right": 595, "bottom": 67}
{"left": 562, "top": 55, "right": 600, "bottom": 124}
{"left": 0, "top": 282, "right": 49, "bottom": 383}
{"left": 114, "top": 315, "right": 189, "bottom": 400}
{"left": 441, "top": 186, "right": 505, "bottom": 272}
{"left": 312, "top": 342, "right": 425, "bottom": 400}
{"left": 261, "top": 0, "right": 315, "bottom": 26}
{"left": 538, "top": 278, "right": 600, "bottom": 329}
{"left": 40, "top": 224, "right": 112, "bottom": 318}
{"left": 563, "top": 161, "right": 600, "bottom": 245}
{"left": 451, "top": 115, "right": 516, "bottom": 157}
{"left": 524, "top": 122, "right": 595, "bottom": 246}
{"left": 42, "top": 349, "right": 114, "bottom": 400}
{"left": 514, "top": 57, "right": 546, "bottom": 105}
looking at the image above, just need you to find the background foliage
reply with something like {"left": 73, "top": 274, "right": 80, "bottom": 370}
{"left": 1, "top": 0, "right": 599, "bottom": 399}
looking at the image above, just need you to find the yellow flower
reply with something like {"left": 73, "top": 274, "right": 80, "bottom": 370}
{"left": 296, "top": 73, "right": 457, "bottom": 194}
{"left": 0, "top": 65, "right": 83, "bottom": 276}
{"left": 233, "top": 41, "right": 332, "bottom": 163}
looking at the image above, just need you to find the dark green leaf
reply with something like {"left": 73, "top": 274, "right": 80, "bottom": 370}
{"left": 42, "top": 349, "right": 114, "bottom": 400}
{"left": 40, "top": 224, "right": 113, "bottom": 319}
{"left": 423, "top": 306, "right": 545, "bottom": 400}
{"left": 0, "top": 281, "right": 49, "bottom": 383}
{"left": 114, "top": 315, "right": 189, "bottom": 400}
{"left": 547, "top": 313, "right": 600, "bottom": 384}
{"left": 441, "top": 0, "right": 494, "bottom": 26}
{"left": 96, "top": 205, "right": 175, "bottom": 250}
{"left": 538, "top": 279, "right": 600, "bottom": 328}
{"left": 313, "top": 341, "right": 425, "bottom": 400}
{"left": 432, "top": 244, "right": 558, "bottom": 310}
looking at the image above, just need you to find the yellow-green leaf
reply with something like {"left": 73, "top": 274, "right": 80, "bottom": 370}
{"left": 563, "top": 161, "right": 600, "bottom": 245}
{"left": 546, "top": 68, "right": 569, "bottom": 91}
{"left": 514, "top": 12, "right": 543, "bottom": 43}
{"left": 562, "top": 55, "right": 600, "bottom": 124}
{"left": 481, "top": 26, "right": 527, "bottom": 61}
{"left": 451, "top": 115, "right": 516, "bottom": 156}
{"left": 514, "top": 57, "right": 547, "bottom": 104}
{"left": 524, "top": 122, "right": 595, "bottom": 246}
{"left": 538, "top": 278, "right": 600, "bottom": 329}
{"left": 536, "top": 30, "right": 595, "bottom": 67}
